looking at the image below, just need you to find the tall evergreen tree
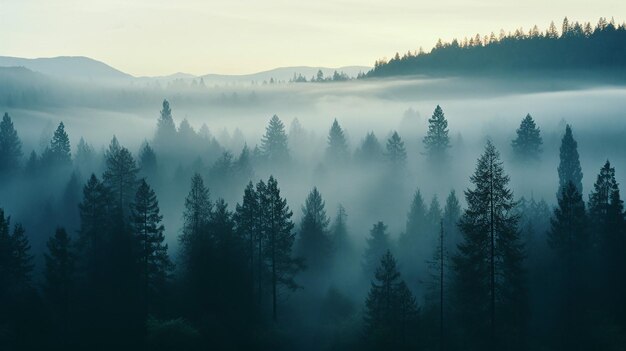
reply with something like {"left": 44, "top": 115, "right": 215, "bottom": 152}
{"left": 423, "top": 105, "right": 450, "bottom": 162}
{"left": 326, "top": 119, "right": 349, "bottom": 164}
{"left": 262, "top": 176, "right": 303, "bottom": 321}
{"left": 355, "top": 131, "right": 383, "bottom": 164}
{"left": 44, "top": 227, "right": 75, "bottom": 339}
{"left": 511, "top": 114, "right": 542, "bottom": 162}
{"left": 330, "top": 205, "right": 350, "bottom": 256}
{"left": 0, "top": 112, "right": 23, "bottom": 176}
{"left": 364, "top": 250, "right": 419, "bottom": 350}
{"left": 558, "top": 124, "right": 583, "bottom": 195}
{"left": 77, "top": 174, "right": 110, "bottom": 283}
{"left": 398, "top": 190, "right": 429, "bottom": 259}
{"left": 260, "top": 115, "right": 290, "bottom": 164}
{"left": 385, "top": 131, "right": 407, "bottom": 168}
{"left": 363, "top": 221, "right": 391, "bottom": 279}
{"left": 130, "top": 179, "right": 172, "bottom": 312}
{"left": 43, "top": 122, "right": 72, "bottom": 167}
{"left": 453, "top": 141, "right": 526, "bottom": 350}
{"left": 234, "top": 181, "right": 261, "bottom": 305}
{"left": 297, "top": 187, "right": 332, "bottom": 274}
{"left": 154, "top": 99, "right": 177, "bottom": 151}
{"left": 443, "top": 190, "right": 462, "bottom": 252}
{"left": 139, "top": 142, "right": 158, "bottom": 178}
{"left": 103, "top": 136, "right": 139, "bottom": 215}
{"left": 10, "top": 223, "right": 34, "bottom": 287}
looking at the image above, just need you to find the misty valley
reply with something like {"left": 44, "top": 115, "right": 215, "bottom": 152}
{"left": 2, "top": 16, "right": 626, "bottom": 351}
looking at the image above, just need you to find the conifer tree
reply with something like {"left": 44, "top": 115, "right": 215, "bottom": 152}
{"left": 139, "top": 142, "right": 158, "bottom": 178}
{"left": 154, "top": 99, "right": 177, "bottom": 151}
{"left": 234, "top": 144, "right": 254, "bottom": 182}
{"left": 364, "top": 250, "right": 419, "bottom": 350}
{"left": 423, "top": 105, "right": 450, "bottom": 162}
{"left": 398, "top": 190, "right": 428, "bottom": 257}
{"left": 234, "top": 181, "right": 260, "bottom": 302}
{"left": 453, "top": 141, "right": 526, "bottom": 350}
{"left": 103, "top": 136, "right": 139, "bottom": 215}
{"left": 443, "top": 190, "right": 462, "bottom": 252}
{"left": 130, "top": 179, "right": 172, "bottom": 311}
{"left": 511, "top": 114, "right": 542, "bottom": 162}
{"left": 0, "top": 112, "right": 23, "bottom": 176}
{"left": 355, "top": 131, "right": 383, "bottom": 164}
{"left": 558, "top": 124, "right": 583, "bottom": 195}
{"left": 260, "top": 115, "right": 290, "bottom": 164}
{"left": 427, "top": 195, "right": 443, "bottom": 234}
{"left": 262, "top": 176, "right": 303, "bottom": 321}
{"left": 297, "top": 187, "right": 332, "bottom": 273}
{"left": 77, "top": 174, "right": 110, "bottom": 280}
{"left": 330, "top": 205, "right": 350, "bottom": 255}
{"left": 44, "top": 122, "right": 72, "bottom": 167}
{"left": 385, "top": 131, "right": 407, "bottom": 168}
{"left": 363, "top": 221, "right": 391, "bottom": 279}
{"left": 44, "top": 227, "right": 75, "bottom": 332}
{"left": 10, "top": 223, "right": 34, "bottom": 287}
{"left": 326, "top": 119, "right": 349, "bottom": 164}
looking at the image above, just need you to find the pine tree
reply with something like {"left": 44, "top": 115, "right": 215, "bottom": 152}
{"left": 558, "top": 124, "right": 583, "bottom": 195}
{"left": 453, "top": 141, "right": 526, "bottom": 350}
{"left": 139, "top": 142, "right": 158, "bottom": 178}
{"left": 0, "top": 210, "right": 32, "bottom": 292}
{"left": 548, "top": 181, "right": 589, "bottom": 348}
{"left": 363, "top": 221, "right": 391, "bottom": 279}
{"left": 154, "top": 99, "right": 177, "bottom": 151}
{"left": 103, "top": 136, "right": 139, "bottom": 215}
{"left": 326, "top": 119, "right": 349, "bottom": 164}
{"left": 385, "top": 131, "right": 407, "bottom": 168}
{"left": 234, "top": 181, "right": 260, "bottom": 304}
{"left": 331, "top": 205, "right": 350, "bottom": 256}
{"left": 297, "top": 187, "right": 332, "bottom": 274}
{"left": 44, "top": 227, "right": 75, "bottom": 332}
{"left": 427, "top": 195, "right": 443, "bottom": 234}
{"left": 75, "top": 137, "right": 95, "bottom": 175}
{"left": 511, "top": 114, "right": 542, "bottom": 162}
{"left": 260, "top": 115, "right": 290, "bottom": 164}
{"left": 355, "top": 131, "right": 383, "bottom": 164}
{"left": 0, "top": 112, "right": 23, "bottom": 176}
{"left": 44, "top": 122, "right": 72, "bottom": 167}
{"left": 364, "top": 250, "right": 419, "bottom": 350}
{"left": 262, "top": 176, "right": 303, "bottom": 321}
{"left": 77, "top": 174, "right": 110, "bottom": 281}
{"left": 130, "top": 179, "right": 172, "bottom": 312}
{"left": 423, "top": 105, "right": 450, "bottom": 162}
{"left": 443, "top": 190, "right": 462, "bottom": 252}
{"left": 10, "top": 223, "right": 34, "bottom": 287}
{"left": 234, "top": 144, "right": 254, "bottom": 182}
{"left": 398, "top": 190, "right": 428, "bottom": 257}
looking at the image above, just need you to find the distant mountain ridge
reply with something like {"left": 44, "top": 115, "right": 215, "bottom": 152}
{"left": 0, "top": 55, "right": 370, "bottom": 84}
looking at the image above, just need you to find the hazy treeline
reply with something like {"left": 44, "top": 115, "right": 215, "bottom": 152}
{"left": 368, "top": 17, "right": 626, "bottom": 78}
{"left": 1, "top": 98, "right": 626, "bottom": 351}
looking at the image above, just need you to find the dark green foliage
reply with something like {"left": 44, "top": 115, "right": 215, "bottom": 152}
{"left": 423, "top": 105, "right": 450, "bottom": 162}
{"left": 261, "top": 115, "right": 290, "bottom": 164}
{"left": 44, "top": 227, "right": 75, "bottom": 304}
{"left": 355, "top": 131, "right": 383, "bottom": 164}
{"left": 363, "top": 221, "right": 391, "bottom": 279}
{"left": 326, "top": 119, "right": 349, "bottom": 164}
{"left": 146, "top": 317, "right": 201, "bottom": 351}
{"left": 443, "top": 190, "right": 462, "bottom": 252}
{"left": 367, "top": 18, "right": 626, "bottom": 77}
{"left": 103, "top": 136, "right": 139, "bottom": 214}
{"left": 297, "top": 187, "right": 332, "bottom": 273}
{"left": 0, "top": 112, "right": 22, "bottom": 176}
{"left": 131, "top": 179, "right": 172, "bottom": 311}
{"left": 558, "top": 124, "right": 583, "bottom": 195}
{"left": 234, "top": 144, "right": 254, "bottom": 182}
{"left": 0, "top": 210, "right": 33, "bottom": 292}
{"left": 453, "top": 141, "right": 526, "bottom": 350}
{"left": 385, "top": 131, "right": 407, "bottom": 168}
{"left": 154, "top": 99, "right": 177, "bottom": 151}
{"left": 512, "top": 114, "right": 542, "bottom": 162}
{"left": 42, "top": 121, "right": 72, "bottom": 168}
{"left": 139, "top": 142, "right": 158, "bottom": 178}
{"left": 364, "top": 251, "right": 419, "bottom": 350}
{"left": 330, "top": 205, "right": 350, "bottom": 256}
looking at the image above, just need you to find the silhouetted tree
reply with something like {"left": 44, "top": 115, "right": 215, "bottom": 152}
{"left": 44, "top": 227, "right": 75, "bottom": 342}
{"left": 558, "top": 124, "right": 583, "bottom": 195}
{"left": 363, "top": 221, "right": 391, "bottom": 279}
{"left": 443, "top": 190, "right": 462, "bottom": 252}
{"left": 326, "top": 119, "right": 349, "bottom": 164}
{"left": 385, "top": 131, "right": 407, "bottom": 169}
{"left": 154, "top": 99, "right": 177, "bottom": 151}
{"left": 331, "top": 205, "right": 350, "bottom": 256}
{"left": 260, "top": 115, "right": 290, "bottom": 164}
{"left": 355, "top": 131, "right": 383, "bottom": 164}
{"left": 103, "top": 136, "right": 139, "bottom": 215}
{"left": 453, "top": 141, "right": 526, "bottom": 350}
{"left": 423, "top": 105, "right": 450, "bottom": 163}
{"left": 139, "top": 142, "right": 158, "bottom": 179}
{"left": 43, "top": 122, "right": 71, "bottom": 168}
{"left": 0, "top": 112, "right": 22, "bottom": 176}
{"left": 511, "top": 114, "right": 542, "bottom": 162}
{"left": 297, "top": 187, "right": 332, "bottom": 274}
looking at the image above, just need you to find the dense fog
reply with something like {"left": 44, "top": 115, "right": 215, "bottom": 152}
{"left": 2, "top": 71, "right": 626, "bottom": 350}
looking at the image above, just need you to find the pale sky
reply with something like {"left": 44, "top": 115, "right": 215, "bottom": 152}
{"left": 1, "top": 0, "right": 623, "bottom": 76}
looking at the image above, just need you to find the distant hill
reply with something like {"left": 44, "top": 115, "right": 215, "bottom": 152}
{"left": 366, "top": 17, "right": 626, "bottom": 78}
{"left": 199, "top": 66, "right": 371, "bottom": 84}
{"left": 0, "top": 56, "right": 133, "bottom": 81}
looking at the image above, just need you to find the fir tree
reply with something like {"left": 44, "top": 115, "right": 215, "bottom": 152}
{"left": 453, "top": 141, "right": 526, "bottom": 350}
{"left": 77, "top": 174, "right": 110, "bottom": 280}
{"left": 130, "top": 179, "right": 172, "bottom": 312}
{"left": 44, "top": 122, "right": 72, "bottom": 167}
{"left": 330, "top": 205, "right": 350, "bottom": 256}
{"left": 262, "top": 176, "right": 303, "bottom": 321}
{"left": 443, "top": 190, "right": 462, "bottom": 252}
{"left": 297, "top": 187, "right": 332, "bottom": 274}
{"left": 260, "top": 115, "right": 290, "bottom": 164}
{"left": 10, "top": 223, "right": 34, "bottom": 287}
{"left": 363, "top": 221, "right": 391, "bottom": 279}
{"left": 234, "top": 144, "right": 254, "bottom": 182}
{"left": 154, "top": 99, "right": 177, "bottom": 151}
{"left": 385, "top": 131, "right": 407, "bottom": 168}
{"left": 558, "top": 124, "right": 583, "bottom": 195}
{"left": 103, "top": 136, "right": 139, "bottom": 215}
{"left": 511, "top": 114, "right": 542, "bottom": 162}
{"left": 234, "top": 181, "right": 260, "bottom": 304}
{"left": 364, "top": 250, "right": 419, "bottom": 350}
{"left": 139, "top": 142, "right": 158, "bottom": 178}
{"left": 0, "top": 112, "right": 23, "bottom": 176}
{"left": 398, "top": 190, "right": 428, "bottom": 258}
{"left": 423, "top": 105, "right": 450, "bottom": 162}
{"left": 44, "top": 227, "right": 75, "bottom": 332}
{"left": 326, "top": 119, "right": 349, "bottom": 164}
{"left": 355, "top": 131, "right": 383, "bottom": 164}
